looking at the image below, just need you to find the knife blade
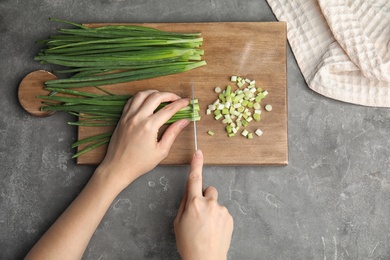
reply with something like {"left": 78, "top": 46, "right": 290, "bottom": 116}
{"left": 191, "top": 81, "right": 198, "bottom": 151}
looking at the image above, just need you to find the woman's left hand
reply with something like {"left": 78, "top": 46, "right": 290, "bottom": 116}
{"left": 97, "top": 90, "right": 190, "bottom": 187}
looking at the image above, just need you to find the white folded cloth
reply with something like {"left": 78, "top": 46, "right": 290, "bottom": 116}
{"left": 266, "top": 0, "right": 390, "bottom": 107}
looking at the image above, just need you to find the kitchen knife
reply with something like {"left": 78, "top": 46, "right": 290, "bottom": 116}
{"left": 191, "top": 81, "right": 198, "bottom": 151}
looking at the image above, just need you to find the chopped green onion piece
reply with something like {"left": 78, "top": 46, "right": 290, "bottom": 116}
{"left": 218, "top": 93, "right": 225, "bottom": 102}
{"left": 215, "top": 114, "right": 223, "bottom": 120}
{"left": 255, "top": 129, "right": 263, "bottom": 136}
{"left": 226, "top": 125, "right": 232, "bottom": 133}
{"left": 233, "top": 103, "right": 241, "bottom": 109}
{"left": 225, "top": 85, "right": 231, "bottom": 95}
{"left": 247, "top": 133, "right": 253, "bottom": 139}
{"left": 265, "top": 104, "right": 272, "bottom": 111}
{"left": 207, "top": 130, "right": 215, "bottom": 136}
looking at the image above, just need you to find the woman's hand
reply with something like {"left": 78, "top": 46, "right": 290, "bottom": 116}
{"left": 174, "top": 150, "right": 234, "bottom": 260}
{"left": 25, "top": 90, "right": 190, "bottom": 260}
{"left": 97, "top": 90, "right": 190, "bottom": 188}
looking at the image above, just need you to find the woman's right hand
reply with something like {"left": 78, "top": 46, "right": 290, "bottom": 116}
{"left": 174, "top": 150, "right": 234, "bottom": 260}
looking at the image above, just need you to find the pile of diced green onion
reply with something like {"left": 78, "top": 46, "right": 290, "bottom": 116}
{"left": 206, "top": 76, "right": 270, "bottom": 138}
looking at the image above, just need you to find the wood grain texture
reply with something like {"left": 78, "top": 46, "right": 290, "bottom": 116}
{"left": 74, "top": 22, "right": 288, "bottom": 165}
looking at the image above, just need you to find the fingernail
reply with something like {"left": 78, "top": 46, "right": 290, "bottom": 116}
{"left": 195, "top": 149, "right": 203, "bottom": 158}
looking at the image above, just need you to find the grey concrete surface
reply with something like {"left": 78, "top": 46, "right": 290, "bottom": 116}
{"left": 1, "top": 0, "right": 389, "bottom": 259}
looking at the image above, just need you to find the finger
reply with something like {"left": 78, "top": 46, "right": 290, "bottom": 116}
{"left": 138, "top": 92, "right": 181, "bottom": 117}
{"left": 152, "top": 98, "right": 190, "bottom": 127}
{"left": 158, "top": 119, "right": 190, "bottom": 156}
{"left": 187, "top": 150, "right": 204, "bottom": 201}
{"left": 122, "top": 97, "right": 133, "bottom": 114}
{"left": 204, "top": 186, "right": 218, "bottom": 200}
{"left": 125, "top": 90, "right": 158, "bottom": 115}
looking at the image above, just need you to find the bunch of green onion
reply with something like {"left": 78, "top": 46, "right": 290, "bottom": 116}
{"left": 39, "top": 88, "right": 200, "bottom": 158}
{"left": 35, "top": 18, "right": 206, "bottom": 88}
{"left": 34, "top": 18, "right": 204, "bottom": 158}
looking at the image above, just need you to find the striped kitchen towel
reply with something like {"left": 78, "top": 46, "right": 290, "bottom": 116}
{"left": 266, "top": 0, "right": 390, "bottom": 107}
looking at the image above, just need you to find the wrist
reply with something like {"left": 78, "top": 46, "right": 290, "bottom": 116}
{"left": 93, "top": 165, "right": 135, "bottom": 196}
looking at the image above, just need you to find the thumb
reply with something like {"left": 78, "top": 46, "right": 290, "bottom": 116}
{"left": 159, "top": 119, "right": 190, "bottom": 155}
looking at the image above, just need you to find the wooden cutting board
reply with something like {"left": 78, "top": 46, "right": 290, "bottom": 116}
{"left": 68, "top": 22, "right": 287, "bottom": 165}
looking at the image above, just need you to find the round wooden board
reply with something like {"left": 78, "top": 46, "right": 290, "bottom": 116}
{"left": 18, "top": 70, "right": 57, "bottom": 117}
